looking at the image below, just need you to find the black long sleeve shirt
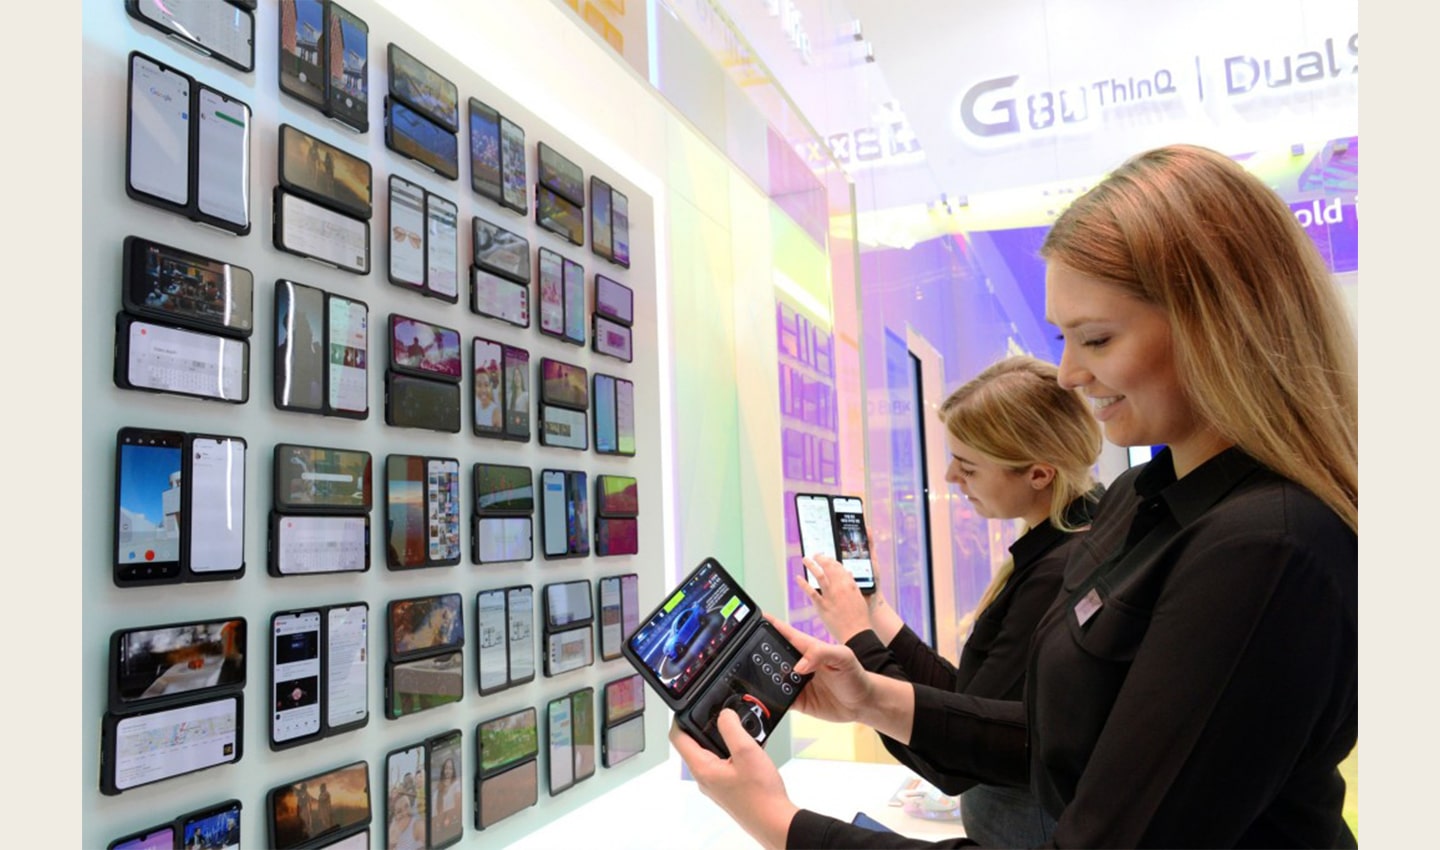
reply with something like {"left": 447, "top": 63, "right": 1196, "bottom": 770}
{"left": 845, "top": 490, "right": 1100, "bottom": 795}
{"left": 789, "top": 449, "right": 1357, "bottom": 848}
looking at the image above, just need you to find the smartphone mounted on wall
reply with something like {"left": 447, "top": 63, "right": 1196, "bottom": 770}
{"left": 474, "top": 707, "right": 539, "bottom": 829}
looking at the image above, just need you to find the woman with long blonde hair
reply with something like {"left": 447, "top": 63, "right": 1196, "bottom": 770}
{"left": 802, "top": 354, "right": 1102, "bottom": 847}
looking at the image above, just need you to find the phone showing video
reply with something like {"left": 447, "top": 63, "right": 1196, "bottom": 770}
{"left": 385, "top": 454, "right": 425, "bottom": 568}
{"left": 179, "top": 798, "right": 241, "bottom": 850}
{"left": 116, "top": 314, "right": 250, "bottom": 404}
{"left": 540, "top": 358, "right": 588, "bottom": 409}
{"left": 385, "top": 97, "right": 459, "bottom": 180}
{"left": 536, "top": 185, "right": 585, "bottom": 246}
{"left": 109, "top": 617, "right": 246, "bottom": 709}
{"left": 389, "top": 313, "right": 462, "bottom": 381}
{"left": 384, "top": 743, "right": 427, "bottom": 850}
{"left": 390, "top": 593, "right": 464, "bottom": 659}
{"left": 326, "top": 3, "right": 369, "bottom": 132}
{"left": 473, "top": 216, "right": 530, "bottom": 283}
{"left": 388, "top": 44, "right": 459, "bottom": 132}
{"left": 831, "top": 496, "right": 877, "bottom": 591}
{"left": 128, "top": 0, "right": 255, "bottom": 72}
{"left": 469, "top": 98, "right": 502, "bottom": 202}
{"left": 123, "top": 235, "right": 254, "bottom": 337}
{"left": 279, "top": 124, "right": 373, "bottom": 220}
{"left": 596, "top": 518, "right": 638, "bottom": 558}
{"left": 271, "top": 609, "right": 323, "bottom": 748}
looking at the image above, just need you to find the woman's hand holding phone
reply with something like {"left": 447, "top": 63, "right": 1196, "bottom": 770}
{"left": 797, "top": 556, "right": 875, "bottom": 643}
{"left": 668, "top": 710, "right": 798, "bottom": 850}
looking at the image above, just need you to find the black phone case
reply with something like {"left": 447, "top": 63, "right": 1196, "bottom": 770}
{"left": 125, "top": 0, "right": 255, "bottom": 72}
{"left": 121, "top": 235, "right": 255, "bottom": 339}
{"left": 387, "top": 314, "right": 463, "bottom": 383}
{"left": 277, "top": 123, "right": 374, "bottom": 220}
{"left": 272, "top": 187, "right": 372, "bottom": 274}
{"left": 100, "top": 694, "right": 245, "bottom": 795}
{"left": 267, "top": 512, "right": 372, "bottom": 578}
{"left": 795, "top": 493, "right": 877, "bottom": 594}
{"left": 265, "top": 760, "right": 371, "bottom": 850}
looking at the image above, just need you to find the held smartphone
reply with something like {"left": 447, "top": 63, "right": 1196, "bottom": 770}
{"left": 623, "top": 557, "right": 811, "bottom": 758}
{"left": 794, "top": 493, "right": 877, "bottom": 593}
{"left": 115, "top": 314, "right": 250, "bottom": 404}
{"left": 127, "top": 0, "right": 256, "bottom": 72}
{"left": 122, "top": 235, "right": 254, "bottom": 337}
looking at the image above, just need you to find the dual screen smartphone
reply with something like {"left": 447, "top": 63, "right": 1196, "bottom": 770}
{"left": 270, "top": 604, "right": 369, "bottom": 750}
{"left": 474, "top": 708, "right": 539, "bottom": 829}
{"left": 794, "top": 493, "right": 876, "bottom": 593}
{"left": 277, "top": 0, "right": 369, "bottom": 133}
{"left": 270, "top": 443, "right": 372, "bottom": 577}
{"left": 385, "top": 730, "right": 464, "bottom": 850}
{"left": 476, "top": 586, "right": 536, "bottom": 695}
{"left": 546, "top": 687, "right": 595, "bottom": 795}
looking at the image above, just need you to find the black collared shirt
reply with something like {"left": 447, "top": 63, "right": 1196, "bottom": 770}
{"left": 846, "top": 489, "right": 1101, "bottom": 795}
{"left": 789, "top": 449, "right": 1357, "bottom": 849}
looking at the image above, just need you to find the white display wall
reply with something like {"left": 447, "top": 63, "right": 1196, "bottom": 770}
{"left": 81, "top": 1, "right": 666, "bottom": 847}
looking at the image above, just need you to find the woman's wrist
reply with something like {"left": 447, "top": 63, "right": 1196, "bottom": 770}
{"left": 858, "top": 673, "right": 915, "bottom": 744}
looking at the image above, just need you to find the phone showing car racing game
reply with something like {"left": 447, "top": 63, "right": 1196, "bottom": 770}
{"left": 622, "top": 557, "right": 810, "bottom": 757}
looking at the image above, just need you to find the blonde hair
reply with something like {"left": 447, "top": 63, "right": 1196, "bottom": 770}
{"left": 944, "top": 356, "right": 1102, "bottom": 633}
{"left": 1041, "top": 144, "right": 1358, "bottom": 531}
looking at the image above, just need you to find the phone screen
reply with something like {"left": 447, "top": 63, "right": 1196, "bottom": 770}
{"left": 471, "top": 269, "right": 530, "bottom": 328}
{"left": 273, "top": 515, "right": 369, "bottom": 575}
{"left": 182, "top": 801, "right": 241, "bottom": 850}
{"left": 387, "top": 97, "right": 458, "bottom": 180}
{"left": 627, "top": 558, "right": 758, "bottom": 700}
{"left": 604, "top": 714, "right": 645, "bottom": 767}
{"left": 566, "top": 472, "right": 590, "bottom": 556}
{"left": 133, "top": 0, "right": 254, "bottom": 69}
{"left": 109, "top": 695, "right": 239, "bottom": 792}
{"left": 473, "top": 337, "right": 504, "bottom": 436}
{"left": 594, "top": 316, "right": 632, "bottom": 362}
{"left": 277, "top": 190, "right": 370, "bottom": 274}
{"left": 126, "top": 237, "right": 254, "bottom": 335}
{"left": 536, "top": 185, "right": 585, "bottom": 245}
{"left": 276, "top": 445, "right": 371, "bottom": 511}
{"left": 499, "top": 117, "right": 527, "bottom": 213}
{"left": 426, "top": 195, "right": 460, "bottom": 299}
{"left": 385, "top": 745, "right": 426, "bottom": 850}
{"left": 597, "top": 476, "right": 638, "bottom": 516}
{"left": 388, "top": 652, "right": 463, "bottom": 717}
{"left": 387, "top": 373, "right": 461, "bottom": 433}
{"left": 478, "top": 762, "right": 536, "bottom": 829}
{"left": 599, "top": 577, "right": 622, "bottom": 660}
{"left": 616, "top": 378, "right": 636, "bottom": 455}
{"left": 128, "top": 53, "right": 190, "bottom": 206}
{"left": 541, "top": 471, "right": 567, "bottom": 557}
{"left": 269, "top": 761, "right": 370, "bottom": 849}
{"left": 110, "top": 824, "right": 176, "bottom": 850}
{"left": 796, "top": 494, "right": 837, "bottom": 573}
{"left": 477, "top": 589, "right": 508, "bottom": 693}
{"left": 427, "top": 459, "right": 462, "bottom": 563}
{"left": 562, "top": 257, "right": 585, "bottom": 344}
{"left": 507, "top": 587, "right": 535, "bottom": 683}
{"left": 279, "top": 0, "right": 326, "bottom": 108}
{"left": 124, "top": 318, "right": 249, "bottom": 403}
{"left": 391, "top": 315, "right": 462, "bottom": 380}
{"left": 389, "top": 593, "right": 464, "bottom": 657}
{"left": 620, "top": 574, "right": 640, "bottom": 641}
{"left": 187, "top": 436, "right": 245, "bottom": 574}
{"left": 386, "top": 455, "right": 427, "bottom": 568}
{"left": 388, "top": 176, "right": 426, "bottom": 287}
{"left": 546, "top": 697, "right": 573, "bottom": 794}
{"left": 279, "top": 124, "right": 370, "bottom": 218}
{"left": 537, "top": 249, "right": 563, "bottom": 337}
{"left": 596, "top": 518, "right": 638, "bottom": 558}
{"left": 196, "top": 86, "right": 251, "bottom": 229}
{"left": 389, "top": 44, "right": 459, "bottom": 132}
{"left": 832, "top": 497, "right": 876, "bottom": 588}
{"left": 572, "top": 689, "right": 595, "bottom": 781}
{"left": 476, "top": 517, "right": 531, "bottom": 563}
{"left": 115, "top": 428, "right": 184, "bottom": 582}
{"left": 326, "top": 604, "right": 368, "bottom": 729}
{"left": 590, "top": 179, "right": 613, "bottom": 260}
{"left": 472, "top": 218, "right": 530, "bottom": 282}
{"left": 593, "top": 374, "right": 616, "bottom": 454}
{"left": 476, "top": 464, "right": 533, "bottom": 513}
{"left": 546, "top": 581, "right": 592, "bottom": 629}
{"left": 272, "top": 610, "right": 322, "bottom": 744}
{"left": 546, "top": 629, "right": 593, "bottom": 677}
{"left": 502, "top": 346, "right": 531, "bottom": 438}
{"left": 594, "top": 274, "right": 633, "bottom": 324}
{"left": 603, "top": 674, "right": 646, "bottom": 723}
{"left": 114, "top": 618, "right": 245, "bottom": 704}
{"left": 327, "top": 294, "right": 369, "bottom": 414}
{"left": 326, "top": 4, "right": 368, "bottom": 131}
{"left": 479, "top": 708, "right": 538, "bottom": 775}
{"left": 538, "top": 143, "right": 584, "bottom": 207}
{"left": 611, "top": 190, "right": 630, "bottom": 267}
{"left": 427, "top": 730, "right": 464, "bottom": 847}
{"left": 469, "top": 99, "right": 502, "bottom": 201}
{"left": 275, "top": 280, "right": 325, "bottom": 411}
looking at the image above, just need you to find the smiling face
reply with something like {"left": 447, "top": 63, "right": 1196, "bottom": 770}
{"left": 1046, "top": 262, "right": 1223, "bottom": 474}
{"left": 945, "top": 436, "right": 1051, "bottom": 525}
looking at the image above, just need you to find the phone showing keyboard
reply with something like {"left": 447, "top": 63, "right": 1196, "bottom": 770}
{"left": 115, "top": 314, "right": 250, "bottom": 404}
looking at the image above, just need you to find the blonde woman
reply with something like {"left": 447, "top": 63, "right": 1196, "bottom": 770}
{"left": 674, "top": 145, "right": 1357, "bottom": 849}
{"left": 803, "top": 355, "right": 1102, "bottom": 847}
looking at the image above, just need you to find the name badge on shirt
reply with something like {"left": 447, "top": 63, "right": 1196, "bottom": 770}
{"left": 1074, "top": 588, "right": 1103, "bottom": 626}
